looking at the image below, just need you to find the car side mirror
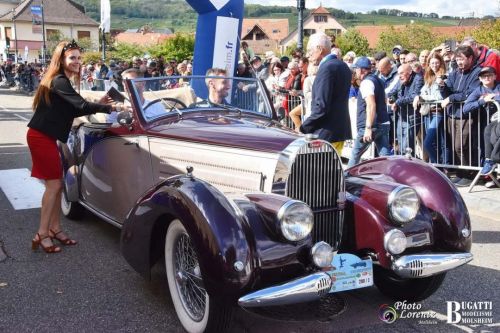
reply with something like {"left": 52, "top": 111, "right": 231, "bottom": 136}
{"left": 117, "top": 111, "right": 133, "bottom": 126}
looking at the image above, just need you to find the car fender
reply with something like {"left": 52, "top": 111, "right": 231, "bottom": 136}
{"left": 57, "top": 140, "right": 79, "bottom": 202}
{"left": 347, "top": 156, "right": 472, "bottom": 252}
{"left": 121, "top": 175, "right": 255, "bottom": 300}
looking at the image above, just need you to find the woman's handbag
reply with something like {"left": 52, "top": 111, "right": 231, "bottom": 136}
{"left": 419, "top": 103, "right": 431, "bottom": 116}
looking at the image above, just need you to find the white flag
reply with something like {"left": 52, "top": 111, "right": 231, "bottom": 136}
{"left": 100, "top": 0, "right": 111, "bottom": 33}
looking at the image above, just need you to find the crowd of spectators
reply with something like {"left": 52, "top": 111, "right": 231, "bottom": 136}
{"left": 1, "top": 35, "right": 499, "bottom": 186}
{"left": 238, "top": 36, "right": 499, "bottom": 187}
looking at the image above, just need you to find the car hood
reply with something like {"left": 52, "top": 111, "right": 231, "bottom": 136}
{"left": 146, "top": 114, "right": 299, "bottom": 153}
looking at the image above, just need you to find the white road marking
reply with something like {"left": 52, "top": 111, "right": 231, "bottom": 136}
{"left": 0, "top": 168, "right": 44, "bottom": 210}
{"left": 13, "top": 113, "right": 29, "bottom": 121}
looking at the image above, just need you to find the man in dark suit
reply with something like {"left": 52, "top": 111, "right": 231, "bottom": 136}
{"left": 299, "top": 32, "right": 352, "bottom": 155}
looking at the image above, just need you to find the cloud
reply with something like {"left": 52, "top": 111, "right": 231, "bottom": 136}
{"left": 244, "top": 0, "right": 497, "bottom": 17}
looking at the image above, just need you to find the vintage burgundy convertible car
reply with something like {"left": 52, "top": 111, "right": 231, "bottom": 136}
{"left": 60, "top": 75, "right": 472, "bottom": 333}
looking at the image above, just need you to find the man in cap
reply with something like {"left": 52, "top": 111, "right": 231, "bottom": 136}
{"left": 347, "top": 57, "right": 391, "bottom": 167}
{"left": 392, "top": 45, "right": 403, "bottom": 67}
{"left": 250, "top": 55, "right": 268, "bottom": 81}
{"left": 463, "top": 66, "right": 500, "bottom": 177}
{"left": 299, "top": 32, "right": 351, "bottom": 155}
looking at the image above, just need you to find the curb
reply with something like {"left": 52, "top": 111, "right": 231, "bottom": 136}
{"left": 458, "top": 186, "right": 500, "bottom": 221}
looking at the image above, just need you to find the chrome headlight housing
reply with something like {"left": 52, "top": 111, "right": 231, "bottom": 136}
{"left": 277, "top": 200, "right": 313, "bottom": 241}
{"left": 384, "top": 229, "right": 407, "bottom": 255}
{"left": 388, "top": 186, "right": 420, "bottom": 224}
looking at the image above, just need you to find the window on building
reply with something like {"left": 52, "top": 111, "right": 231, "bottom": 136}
{"left": 5, "top": 27, "right": 12, "bottom": 39}
{"left": 46, "top": 29, "right": 60, "bottom": 38}
{"left": 77, "top": 31, "right": 90, "bottom": 40}
{"left": 272, "top": 29, "right": 280, "bottom": 34}
{"left": 304, "top": 29, "right": 316, "bottom": 37}
{"left": 314, "top": 15, "right": 328, "bottom": 23}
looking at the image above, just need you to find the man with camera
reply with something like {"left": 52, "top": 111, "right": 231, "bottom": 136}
{"left": 440, "top": 45, "right": 482, "bottom": 186}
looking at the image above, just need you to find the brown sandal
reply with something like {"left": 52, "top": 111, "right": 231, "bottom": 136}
{"left": 50, "top": 229, "right": 78, "bottom": 246}
{"left": 32, "top": 233, "right": 61, "bottom": 253}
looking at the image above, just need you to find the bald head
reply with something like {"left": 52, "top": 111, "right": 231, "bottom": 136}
{"left": 398, "top": 64, "right": 413, "bottom": 84}
{"left": 378, "top": 57, "right": 393, "bottom": 76}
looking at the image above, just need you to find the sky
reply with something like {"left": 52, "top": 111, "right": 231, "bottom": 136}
{"left": 244, "top": 0, "right": 499, "bottom": 18}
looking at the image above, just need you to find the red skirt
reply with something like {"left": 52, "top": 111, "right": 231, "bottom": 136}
{"left": 27, "top": 128, "right": 62, "bottom": 180}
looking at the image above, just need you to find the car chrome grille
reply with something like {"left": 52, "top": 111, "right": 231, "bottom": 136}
{"left": 285, "top": 142, "right": 344, "bottom": 249}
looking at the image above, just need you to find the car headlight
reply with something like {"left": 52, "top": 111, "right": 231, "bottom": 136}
{"left": 388, "top": 186, "right": 420, "bottom": 224}
{"left": 277, "top": 200, "right": 313, "bottom": 241}
{"left": 384, "top": 229, "right": 407, "bottom": 255}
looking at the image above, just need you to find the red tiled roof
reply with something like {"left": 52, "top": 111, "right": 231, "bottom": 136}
{"left": 311, "top": 6, "right": 330, "bottom": 15}
{"left": 242, "top": 19, "right": 289, "bottom": 41}
{"left": 114, "top": 32, "right": 174, "bottom": 46}
{"left": 355, "top": 25, "right": 476, "bottom": 48}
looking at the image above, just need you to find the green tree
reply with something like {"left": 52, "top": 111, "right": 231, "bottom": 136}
{"left": 376, "top": 24, "right": 441, "bottom": 54}
{"left": 470, "top": 19, "right": 500, "bottom": 50}
{"left": 148, "top": 33, "right": 195, "bottom": 61}
{"left": 112, "top": 42, "right": 145, "bottom": 61}
{"left": 336, "top": 28, "right": 370, "bottom": 56}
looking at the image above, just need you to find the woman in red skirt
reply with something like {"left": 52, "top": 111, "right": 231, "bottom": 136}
{"left": 27, "top": 40, "right": 118, "bottom": 253}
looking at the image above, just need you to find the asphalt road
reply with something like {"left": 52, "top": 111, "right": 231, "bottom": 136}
{"left": 0, "top": 89, "right": 499, "bottom": 333}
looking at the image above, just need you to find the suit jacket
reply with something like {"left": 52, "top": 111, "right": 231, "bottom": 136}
{"left": 300, "top": 58, "right": 352, "bottom": 142}
{"left": 28, "top": 74, "right": 111, "bottom": 143}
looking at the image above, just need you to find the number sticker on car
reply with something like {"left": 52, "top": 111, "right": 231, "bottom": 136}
{"left": 327, "top": 253, "right": 373, "bottom": 293}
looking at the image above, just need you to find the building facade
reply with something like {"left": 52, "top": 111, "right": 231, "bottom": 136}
{"left": 280, "top": 6, "right": 346, "bottom": 52}
{"left": 0, "top": 0, "right": 99, "bottom": 63}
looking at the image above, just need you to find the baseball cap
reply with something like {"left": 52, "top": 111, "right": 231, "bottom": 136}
{"left": 250, "top": 55, "right": 261, "bottom": 64}
{"left": 265, "top": 51, "right": 275, "bottom": 59}
{"left": 352, "top": 57, "right": 372, "bottom": 69}
{"left": 280, "top": 56, "right": 290, "bottom": 62}
{"left": 392, "top": 45, "right": 403, "bottom": 54}
{"left": 479, "top": 66, "right": 496, "bottom": 77}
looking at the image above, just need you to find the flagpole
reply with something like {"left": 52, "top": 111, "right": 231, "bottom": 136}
{"left": 102, "top": 29, "right": 106, "bottom": 61}
{"left": 41, "top": 0, "right": 46, "bottom": 64}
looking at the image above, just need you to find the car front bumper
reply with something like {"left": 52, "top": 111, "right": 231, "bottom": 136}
{"left": 392, "top": 252, "right": 473, "bottom": 278}
{"left": 238, "top": 272, "right": 332, "bottom": 308}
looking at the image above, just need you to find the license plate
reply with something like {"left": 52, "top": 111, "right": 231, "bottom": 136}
{"left": 327, "top": 253, "right": 373, "bottom": 293}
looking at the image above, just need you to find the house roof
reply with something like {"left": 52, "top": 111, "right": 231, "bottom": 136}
{"left": 355, "top": 25, "right": 476, "bottom": 48}
{"left": 241, "top": 19, "right": 288, "bottom": 41}
{"left": 0, "top": 0, "right": 98, "bottom": 26}
{"left": 311, "top": 6, "right": 330, "bottom": 15}
{"left": 114, "top": 32, "right": 174, "bottom": 46}
{"left": 242, "top": 24, "right": 269, "bottom": 40}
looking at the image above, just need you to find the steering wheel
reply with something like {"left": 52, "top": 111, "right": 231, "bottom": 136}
{"left": 143, "top": 97, "right": 187, "bottom": 113}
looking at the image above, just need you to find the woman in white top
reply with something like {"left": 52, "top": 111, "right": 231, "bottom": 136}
{"left": 413, "top": 53, "right": 449, "bottom": 164}
{"left": 302, "top": 63, "right": 318, "bottom": 122}
{"left": 265, "top": 62, "right": 288, "bottom": 112}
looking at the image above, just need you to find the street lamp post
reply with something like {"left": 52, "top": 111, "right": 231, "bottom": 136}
{"left": 11, "top": 8, "right": 18, "bottom": 62}
{"left": 297, "top": 0, "right": 305, "bottom": 50}
{"left": 41, "top": 0, "right": 47, "bottom": 64}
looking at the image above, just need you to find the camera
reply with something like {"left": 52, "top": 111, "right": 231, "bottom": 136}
{"left": 388, "top": 96, "right": 396, "bottom": 104}
{"left": 440, "top": 74, "right": 448, "bottom": 80}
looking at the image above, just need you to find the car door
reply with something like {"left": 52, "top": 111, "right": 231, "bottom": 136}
{"left": 78, "top": 125, "right": 153, "bottom": 224}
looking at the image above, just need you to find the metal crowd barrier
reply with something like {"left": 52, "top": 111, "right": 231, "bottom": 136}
{"left": 279, "top": 97, "right": 498, "bottom": 173}
{"left": 392, "top": 101, "right": 498, "bottom": 171}
{"left": 271, "top": 93, "right": 303, "bottom": 130}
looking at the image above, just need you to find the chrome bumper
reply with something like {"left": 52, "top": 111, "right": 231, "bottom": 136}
{"left": 238, "top": 272, "right": 332, "bottom": 308}
{"left": 392, "top": 253, "right": 473, "bottom": 278}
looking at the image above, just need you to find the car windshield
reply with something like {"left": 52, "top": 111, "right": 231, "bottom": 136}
{"left": 127, "top": 75, "right": 273, "bottom": 122}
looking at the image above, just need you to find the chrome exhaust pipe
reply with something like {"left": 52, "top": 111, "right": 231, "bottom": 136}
{"left": 238, "top": 272, "right": 332, "bottom": 308}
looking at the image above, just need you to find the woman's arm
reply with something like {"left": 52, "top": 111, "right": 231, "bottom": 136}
{"left": 52, "top": 75, "right": 111, "bottom": 117}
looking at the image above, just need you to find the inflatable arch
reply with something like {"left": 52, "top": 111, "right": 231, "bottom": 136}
{"left": 186, "top": 0, "right": 244, "bottom": 79}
